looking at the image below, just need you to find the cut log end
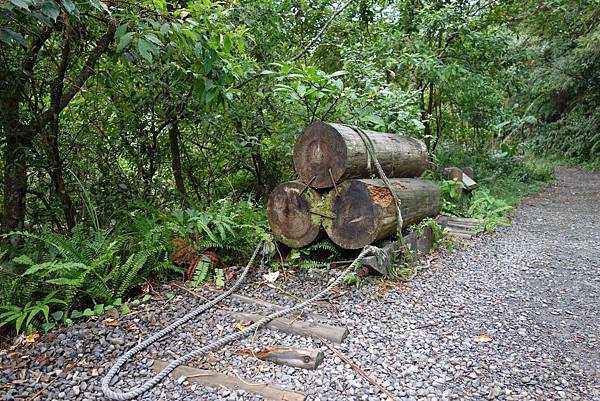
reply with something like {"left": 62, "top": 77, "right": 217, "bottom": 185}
{"left": 267, "top": 181, "right": 322, "bottom": 248}
{"left": 326, "top": 180, "right": 379, "bottom": 249}
{"left": 293, "top": 122, "right": 347, "bottom": 188}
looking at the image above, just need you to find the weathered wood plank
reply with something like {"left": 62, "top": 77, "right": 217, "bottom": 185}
{"left": 444, "top": 167, "right": 479, "bottom": 191}
{"left": 237, "top": 347, "right": 325, "bottom": 370}
{"left": 151, "top": 360, "right": 306, "bottom": 401}
{"left": 218, "top": 310, "right": 348, "bottom": 344}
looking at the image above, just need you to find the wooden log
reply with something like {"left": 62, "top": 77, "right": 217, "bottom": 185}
{"left": 267, "top": 181, "right": 324, "bottom": 248}
{"left": 218, "top": 310, "right": 349, "bottom": 343}
{"left": 360, "top": 227, "right": 435, "bottom": 276}
{"left": 323, "top": 178, "right": 441, "bottom": 249}
{"left": 151, "top": 360, "right": 306, "bottom": 401}
{"left": 237, "top": 347, "right": 324, "bottom": 370}
{"left": 444, "top": 167, "right": 479, "bottom": 191}
{"left": 293, "top": 122, "right": 429, "bottom": 189}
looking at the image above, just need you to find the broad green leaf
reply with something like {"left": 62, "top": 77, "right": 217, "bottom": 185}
{"left": 144, "top": 33, "right": 162, "bottom": 46}
{"left": 61, "top": 0, "right": 77, "bottom": 15}
{"left": 41, "top": 322, "right": 56, "bottom": 332}
{"left": 51, "top": 310, "right": 64, "bottom": 321}
{"left": 0, "top": 28, "right": 26, "bottom": 47}
{"left": 116, "top": 32, "right": 134, "bottom": 53}
{"left": 10, "top": 0, "right": 31, "bottom": 11}
{"left": 297, "top": 85, "right": 307, "bottom": 97}
{"left": 40, "top": 1, "right": 59, "bottom": 22}
{"left": 366, "top": 114, "right": 385, "bottom": 127}
{"left": 328, "top": 70, "right": 348, "bottom": 78}
{"left": 137, "top": 38, "right": 154, "bottom": 62}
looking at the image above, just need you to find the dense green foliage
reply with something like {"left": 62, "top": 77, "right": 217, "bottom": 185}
{"left": 0, "top": 0, "right": 594, "bottom": 335}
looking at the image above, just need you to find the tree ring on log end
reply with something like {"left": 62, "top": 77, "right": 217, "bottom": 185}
{"left": 324, "top": 181, "right": 377, "bottom": 249}
{"left": 267, "top": 181, "right": 322, "bottom": 248}
{"left": 293, "top": 122, "right": 347, "bottom": 189}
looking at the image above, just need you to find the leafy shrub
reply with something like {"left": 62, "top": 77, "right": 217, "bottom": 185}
{"left": 0, "top": 198, "right": 268, "bottom": 334}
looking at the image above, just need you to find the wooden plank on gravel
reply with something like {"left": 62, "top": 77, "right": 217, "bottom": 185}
{"left": 436, "top": 215, "right": 483, "bottom": 227}
{"left": 237, "top": 346, "right": 325, "bottom": 370}
{"left": 152, "top": 360, "right": 306, "bottom": 401}
{"left": 218, "top": 310, "right": 349, "bottom": 344}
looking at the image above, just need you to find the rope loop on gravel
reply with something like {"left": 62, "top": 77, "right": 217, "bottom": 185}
{"left": 101, "top": 241, "right": 381, "bottom": 400}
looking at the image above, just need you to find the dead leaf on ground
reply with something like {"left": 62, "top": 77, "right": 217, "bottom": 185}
{"left": 474, "top": 334, "right": 493, "bottom": 343}
{"left": 126, "top": 323, "right": 138, "bottom": 331}
{"left": 235, "top": 320, "right": 254, "bottom": 331}
{"left": 24, "top": 333, "right": 40, "bottom": 344}
{"left": 103, "top": 318, "right": 118, "bottom": 327}
{"left": 262, "top": 271, "right": 280, "bottom": 283}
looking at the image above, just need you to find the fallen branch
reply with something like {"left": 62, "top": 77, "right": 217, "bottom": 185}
{"left": 320, "top": 339, "right": 400, "bottom": 401}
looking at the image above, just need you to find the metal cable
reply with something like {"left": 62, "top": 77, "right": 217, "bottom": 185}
{"left": 102, "top": 242, "right": 381, "bottom": 400}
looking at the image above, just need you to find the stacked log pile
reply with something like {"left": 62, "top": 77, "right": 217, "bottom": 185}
{"left": 268, "top": 121, "right": 442, "bottom": 250}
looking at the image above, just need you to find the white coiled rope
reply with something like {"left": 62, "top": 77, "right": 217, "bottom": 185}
{"left": 102, "top": 242, "right": 381, "bottom": 400}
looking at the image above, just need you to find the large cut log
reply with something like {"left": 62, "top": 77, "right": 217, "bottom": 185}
{"left": 323, "top": 178, "right": 441, "bottom": 249}
{"left": 293, "top": 122, "right": 429, "bottom": 189}
{"left": 267, "top": 181, "right": 325, "bottom": 248}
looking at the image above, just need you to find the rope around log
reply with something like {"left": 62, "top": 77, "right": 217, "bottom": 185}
{"left": 101, "top": 242, "right": 382, "bottom": 400}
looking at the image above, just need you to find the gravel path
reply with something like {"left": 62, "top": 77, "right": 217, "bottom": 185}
{"left": 1, "top": 167, "right": 599, "bottom": 401}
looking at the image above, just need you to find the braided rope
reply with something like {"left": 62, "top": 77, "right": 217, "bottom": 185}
{"left": 102, "top": 242, "right": 380, "bottom": 400}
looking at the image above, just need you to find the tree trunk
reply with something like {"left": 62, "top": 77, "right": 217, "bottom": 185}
{"left": 2, "top": 130, "right": 31, "bottom": 233}
{"left": 293, "top": 122, "right": 429, "bottom": 189}
{"left": 323, "top": 178, "right": 441, "bottom": 249}
{"left": 267, "top": 181, "right": 324, "bottom": 248}
{"left": 168, "top": 120, "right": 187, "bottom": 204}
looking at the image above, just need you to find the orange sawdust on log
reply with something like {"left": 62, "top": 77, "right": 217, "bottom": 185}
{"left": 367, "top": 185, "right": 393, "bottom": 207}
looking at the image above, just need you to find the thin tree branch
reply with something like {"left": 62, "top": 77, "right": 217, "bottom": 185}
{"left": 234, "top": 0, "right": 353, "bottom": 89}
{"left": 39, "top": 19, "right": 117, "bottom": 127}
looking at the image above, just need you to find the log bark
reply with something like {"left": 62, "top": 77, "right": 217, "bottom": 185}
{"left": 293, "top": 122, "right": 429, "bottom": 189}
{"left": 237, "top": 347, "right": 325, "bottom": 370}
{"left": 360, "top": 227, "right": 434, "bottom": 276}
{"left": 323, "top": 178, "right": 441, "bottom": 249}
{"left": 267, "top": 181, "right": 325, "bottom": 248}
